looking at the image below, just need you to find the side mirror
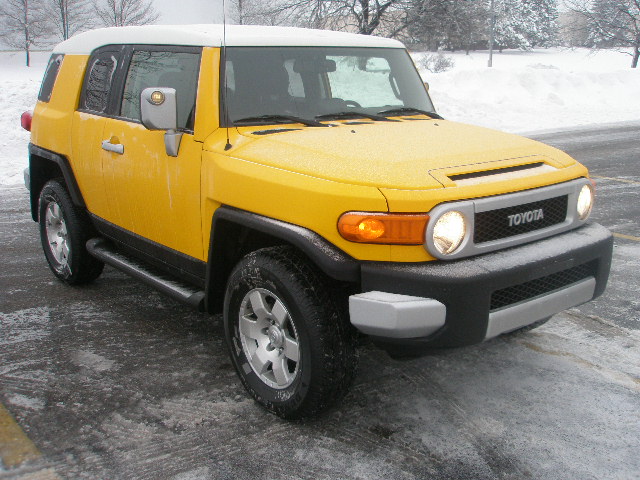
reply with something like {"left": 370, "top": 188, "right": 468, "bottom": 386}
{"left": 141, "top": 87, "right": 177, "bottom": 130}
{"left": 140, "top": 87, "right": 182, "bottom": 157}
{"left": 423, "top": 81, "right": 430, "bottom": 92}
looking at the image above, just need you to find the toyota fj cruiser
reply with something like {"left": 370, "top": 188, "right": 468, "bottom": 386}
{"left": 23, "top": 25, "right": 613, "bottom": 418}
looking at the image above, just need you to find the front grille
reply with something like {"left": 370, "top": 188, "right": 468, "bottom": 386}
{"left": 474, "top": 195, "right": 568, "bottom": 243}
{"left": 490, "top": 262, "right": 595, "bottom": 310}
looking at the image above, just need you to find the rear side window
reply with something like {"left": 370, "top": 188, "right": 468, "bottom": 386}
{"left": 81, "top": 51, "right": 119, "bottom": 113}
{"left": 38, "top": 54, "right": 64, "bottom": 102}
{"left": 120, "top": 50, "right": 200, "bottom": 130}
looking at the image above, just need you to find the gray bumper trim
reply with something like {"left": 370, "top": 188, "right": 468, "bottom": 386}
{"left": 485, "top": 277, "right": 596, "bottom": 339}
{"left": 349, "top": 291, "right": 446, "bottom": 339}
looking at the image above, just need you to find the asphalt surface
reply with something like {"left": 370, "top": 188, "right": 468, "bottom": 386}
{"left": 1, "top": 122, "right": 639, "bottom": 480}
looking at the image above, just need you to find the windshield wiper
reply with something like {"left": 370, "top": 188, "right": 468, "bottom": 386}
{"left": 315, "top": 111, "right": 399, "bottom": 122}
{"left": 233, "top": 114, "right": 328, "bottom": 127}
{"left": 377, "top": 108, "right": 444, "bottom": 120}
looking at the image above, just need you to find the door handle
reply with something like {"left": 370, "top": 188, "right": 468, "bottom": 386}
{"left": 101, "top": 139, "right": 124, "bottom": 154}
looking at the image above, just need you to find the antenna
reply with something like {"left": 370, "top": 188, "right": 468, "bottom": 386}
{"left": 222, "top": 0, "right": 232, "bottom": 150}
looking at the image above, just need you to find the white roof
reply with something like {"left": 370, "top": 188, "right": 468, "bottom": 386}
{"left": 54, "top": 24, "right": 405, "bottom": 54}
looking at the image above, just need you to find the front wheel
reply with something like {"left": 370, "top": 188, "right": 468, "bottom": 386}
{"left": 223, "top": 246, "right": 357, "bottom": 419}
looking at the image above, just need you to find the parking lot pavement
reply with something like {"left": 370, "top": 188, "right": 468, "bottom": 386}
{"left": 529, "top": 123, "right": 640, "bottom": 331}
{"left": 1, "top": 123, "right": 639, "bottom": 479}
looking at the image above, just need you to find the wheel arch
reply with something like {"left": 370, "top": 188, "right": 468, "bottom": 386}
{"left": 205, "top": 206, "right": 361, "bottom": 314}
{"left": 28, "top": 144, "right": 85, "bottom": 221}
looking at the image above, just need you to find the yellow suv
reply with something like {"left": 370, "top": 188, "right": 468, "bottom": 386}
{"left": 23, "top": 24, "right": 613, "bottom": 418}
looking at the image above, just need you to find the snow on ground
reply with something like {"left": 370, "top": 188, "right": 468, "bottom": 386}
{"left": 0, "top": 47, "right": 639, "bottom": 185}
{"left": 0, "top": 51, "right": 48, "bottom": 186}
{"left": 414, "top": 47, "right": 640, "bottom": 133}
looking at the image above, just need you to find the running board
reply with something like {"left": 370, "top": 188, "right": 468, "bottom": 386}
{"left": 86, "top": 238, "right": 205, "bottom": 311}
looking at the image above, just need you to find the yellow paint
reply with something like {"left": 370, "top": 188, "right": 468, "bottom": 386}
{"left": 35, "top": 49, "right": 594, "bottom": 266}
{"left": 11, "top": 468, "right": 63, "bottom": 479}
{"left": 201, "top": 130, "right": 391, "bottom": 261}
{"left": 591, "top": 175, "right": 640, "bottom": 186}
{"left": 71, "top": 111, "right": 111, "bottom": 220}
{"left": 519, "top": 341, "right": 640, "bottom": 391}
{"left": 232, "top": 120, "right": 578, "bottom": 190}
{"left": 0, "top": 403, "right": 40, "bottom": 468}
{"left": 31, "top": 55, "right": 88, "bottom": 156}
{"left": 613, "top": 232, "right": 640, "bottom": 242}
{"left": 199, "top": 123, "right": 588, "bottom": 261}
{"left": 193, "top": 48, "right": 220, "bottom": 142}
{"left": 381, "top": 163, "right": 588, "bottom": 213}
{"left": 101, "top": 120, "right": 204, "bottom": 260}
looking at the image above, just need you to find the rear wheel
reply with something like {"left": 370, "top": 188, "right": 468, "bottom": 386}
{"left": 223, "top": 246, "right": 357, "bottom": 419}
{"left": 38, "top": 179, "right": 104, "bottom": 285}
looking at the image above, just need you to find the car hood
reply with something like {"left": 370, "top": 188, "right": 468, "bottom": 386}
{"left": 226, "top": 120, "right": 577, "bottom": 190}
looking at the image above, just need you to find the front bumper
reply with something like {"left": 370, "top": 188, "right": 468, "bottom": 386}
{"left": 349, "top": 223, "right": 613, "bottom": 353}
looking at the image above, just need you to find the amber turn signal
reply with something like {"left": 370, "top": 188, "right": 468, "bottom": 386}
{"left": 338, "top": 212, "right": 429, "bottom": 244}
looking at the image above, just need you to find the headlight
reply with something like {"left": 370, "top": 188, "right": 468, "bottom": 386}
{"left": 432, "top": 211, "right": 467, "bottom": 255}
{"left": 577, "top": 184, "right": 594, "bottom": 220}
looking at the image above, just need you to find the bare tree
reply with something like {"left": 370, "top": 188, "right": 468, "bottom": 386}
{"left": 558, "top": 10, "right": 591, "bottom": 47}
{"left": 46, "top": 0, "right": 94, "bottom": 40}
{"left": 259, "top": 0, "right": 411, "bottom": 36}
{"left": 94, "top": 0, "right": 159, "bottom": 27}
{"left": 567, "top": 0, "right": 640, "bottom": 67}
{"left": 234, "top": 0, "right": 246, "bottom": 24}
{"left": 0, "top": 0, "right": 51, "bottom": 66}
{"left": 228, "top": 0, "right": 271, "bottom": 25}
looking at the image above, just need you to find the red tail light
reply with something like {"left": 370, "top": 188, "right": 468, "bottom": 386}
{"left": 21, "top": 111, "right": 32, "bottom": 132}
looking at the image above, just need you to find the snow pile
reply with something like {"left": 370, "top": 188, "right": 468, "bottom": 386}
{"left": 0, "top": 51, "right": 48, "bottom": 186}
{"left": 0, "top": 47, "right": 639, "bottom": 186}
{"left": 414, "top": 48, "right": 640, "bottom": 133}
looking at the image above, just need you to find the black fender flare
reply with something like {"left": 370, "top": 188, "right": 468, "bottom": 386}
{"left": 28, "top": 144, "right": 85, "bottom": 220}
{"left": 205, "top": 206, "right": 360, "bottom": 313}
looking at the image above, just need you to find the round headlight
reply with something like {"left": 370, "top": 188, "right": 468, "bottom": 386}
{"left": 433, "top": 211, "right": 467, "bottom": 255}
{"left": 577, "top": 184, "right": 594, "bottom": 220}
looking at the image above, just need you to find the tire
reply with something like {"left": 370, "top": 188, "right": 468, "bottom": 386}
{"left": 223, "top": 246, "right": 357, "bottom": 419}
{"left": 38, "top": 179, "right": 104, "bottom": 285}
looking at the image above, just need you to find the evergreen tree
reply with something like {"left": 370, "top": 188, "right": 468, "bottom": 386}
{"left": 522, "top": 0, "right": 559, "bottom": 47}
{"left": 493, "top": 0, "right": 558, "bottom": 50}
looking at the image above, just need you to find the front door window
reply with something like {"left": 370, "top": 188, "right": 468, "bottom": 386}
{"left": 120, "top": 50, "right": 200, "bottom": 130}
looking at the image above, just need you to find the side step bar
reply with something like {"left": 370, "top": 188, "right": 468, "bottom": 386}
{"left": 86, "top": 238, "right": 205, "bottom": 311}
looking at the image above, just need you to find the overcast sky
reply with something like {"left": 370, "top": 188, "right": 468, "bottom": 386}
{"left": 153, "top": 0, "right": 225, "bottom": 25}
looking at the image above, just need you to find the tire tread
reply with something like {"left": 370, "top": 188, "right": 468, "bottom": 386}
{"left": 225, "top": 246, "right": 358, "bottom": 419}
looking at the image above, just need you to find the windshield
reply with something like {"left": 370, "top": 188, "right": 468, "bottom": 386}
{"left": 222, "top": 47, "right": 434, "bottom": 126}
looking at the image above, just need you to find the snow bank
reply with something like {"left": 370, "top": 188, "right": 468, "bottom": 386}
{"left": 414, "top": 48, "right": 640, "bottom": 133}
{"left": 0, "top": 47, "right": 638, "bottom": 185}
{"left": 0, "top": 51, "right": 48, "bottom": 186}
